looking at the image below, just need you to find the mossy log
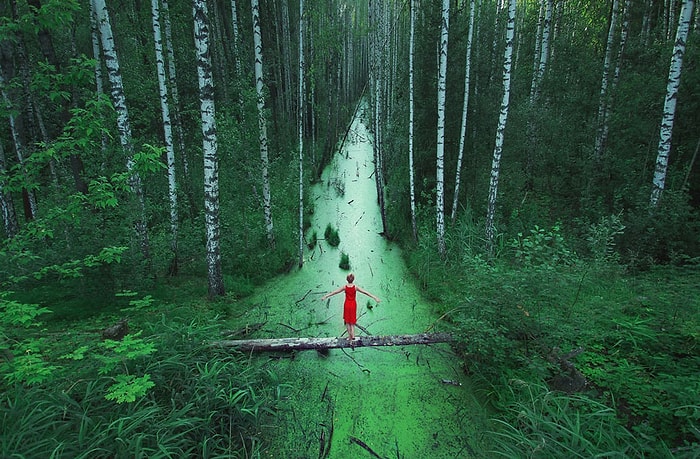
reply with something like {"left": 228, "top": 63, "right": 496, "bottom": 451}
{"left": 211, "top": 332, "right": 453, "bottom": 352}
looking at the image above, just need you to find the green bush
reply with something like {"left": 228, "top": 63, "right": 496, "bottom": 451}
{"left": 339, "top": 252, "right": 350, "bottom": 270}
{"left": 324, "top": 224, "right": 340, "bottom": 247}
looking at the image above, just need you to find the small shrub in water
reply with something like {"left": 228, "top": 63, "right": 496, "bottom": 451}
{"left": 339, "top": 252, "right": 350, "bottom": 270}
{"left": 324, "top": 224, "right": 340, "bottom": 247}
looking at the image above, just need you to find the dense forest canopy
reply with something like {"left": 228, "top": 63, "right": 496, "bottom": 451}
{"left": 0, "top": 0, "right": 698, "bottom": 456}
{"left": 0, "top": 0, "right": 697, "bottom": 281}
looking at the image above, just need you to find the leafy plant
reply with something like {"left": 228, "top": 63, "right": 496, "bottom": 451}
{"left": 339, "top": 252, "right": 350, "bottom": 270}
{"left": 586, "top": 213, "right": 626, "bottom": 262}
{"left": 324, "top": 223, "right": 340, "bottom": 247}
{"left": 509, "top": 223, "right": 575, "bottom": 267}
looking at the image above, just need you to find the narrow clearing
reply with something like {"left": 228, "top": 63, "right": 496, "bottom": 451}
{"left": 231, "top": 102, "right": 489, "bottom": 458}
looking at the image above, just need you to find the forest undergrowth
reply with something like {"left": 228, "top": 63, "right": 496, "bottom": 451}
{"left": 1, "top": 183, "right": 698, "bottom": 457}
{"left": 1, "top": 283, "right": 286, "bottom": 458}
{"left": 404, "top": 216, "right": 700, "bottom": 458}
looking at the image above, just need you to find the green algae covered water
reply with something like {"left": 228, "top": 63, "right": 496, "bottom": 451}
{"left": 235, "top": 103, "right": 489, "bottom": 458}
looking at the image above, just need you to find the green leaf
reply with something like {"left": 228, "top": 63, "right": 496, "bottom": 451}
{"left": 105, "top": 374, "right": 155, "bottom": 403}
{"left": 60, "top": 345, "right": 91, "bottom": 361}
{"left": 2, "top": 353, "right": 59, "bottom": 385}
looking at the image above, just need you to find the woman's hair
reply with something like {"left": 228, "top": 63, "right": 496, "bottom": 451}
{"left": 346, "top": 273, "right": 355, "bottom": 283}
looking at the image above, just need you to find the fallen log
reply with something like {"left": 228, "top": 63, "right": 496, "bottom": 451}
{"left": 211, "top": 332, "right": 453, "bottom": 352}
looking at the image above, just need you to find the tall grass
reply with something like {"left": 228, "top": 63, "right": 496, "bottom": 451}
{"left": 487, "top": 381, "right": 652, "bottom": 458}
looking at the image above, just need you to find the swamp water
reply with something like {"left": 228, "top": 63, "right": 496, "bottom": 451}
{"left": 233, "top": 103, "right": 489, "bottom": 458}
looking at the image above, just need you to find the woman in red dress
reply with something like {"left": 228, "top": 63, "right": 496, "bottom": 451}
{"left": 321, "top": 273, "right": 380, "bottom": 341}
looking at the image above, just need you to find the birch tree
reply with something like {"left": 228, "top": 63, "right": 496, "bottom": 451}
{"left": 0, "top": 140, "right": 18, "bottom": 238}
{"left": 251, "top": 0, "right": 275, "bottom": 247}
{"left": 298, "top": 0, "right": 305, "bottom": 268}
{"left": 194, "top": 0, "right": 224, "bottom": 297}
{"left": 451, "top": 0, "right": 476, "bottom": 224}
{"left": 161, "top": 0, "right": 196, "bottom": 217}
{"left": 535, "top": 0, "right": 552, "bottom": 100}
{"left": 436, "top": 0, "right": 449, "bottom": 257}
{"left": 486, "top": 0, "right": 516, "bottom": 254}
{"left": 89, "top": 0, "right": 107, "bottom": 156}
{"left": 529, "top": 0, "right": 552, "bottom": 104}
{"left": 370, "top": 0, "right": 388, "bottom": 237}
{"left": 593, "top": 0, "right": 620, "bottom": 161}
{"left": 0, "top": 70, "right": 37, "bottom": 221}
{"left": 151, "top": 0, "right": 179, "bottom": 275}
{"left": 530, "top": 0, "right": 547, "bottom": 105}
{"left": 650, "top": 0, "right": 695, "bottom": 209}
{"left": 596, "top": 0, "right": 631, "bottom": 162}
{"left": 230, "top": 0, "right": 242, "bottom": 77}
{"left": 92, "top": 0, "right": 150, "bottom": 260}
{"left": 408, "top": 0, "right": 417, "bottom": 242}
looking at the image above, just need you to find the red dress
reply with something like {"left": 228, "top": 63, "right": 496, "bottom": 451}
{"left": 343, "top": 285, "right": 357, "bottom": 324}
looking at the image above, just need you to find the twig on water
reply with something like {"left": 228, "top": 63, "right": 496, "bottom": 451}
{"left": 340, "top": 347, "right": 367, "bottom": 372}
{"left": 424, "top": 307, "right": 463, "bottom": 333}
{"left": 349, "top": 436, "right": 382, "bottom": 459}
{"left": 314, "top": 314, "right": 334, "bottom": 326}
{"left": 278, "top": 322, "right": 301, "bottom": 333}
{"left": 296, "top": 289, "right": 313, "bottom": 304}
{"left": 321, "top": 381, "right": 329, "bottom": 402}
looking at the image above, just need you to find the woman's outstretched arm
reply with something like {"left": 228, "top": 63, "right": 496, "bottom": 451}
{"left": 321, "top": 286, "right": 344, "bottom": 301}
{"left": 356, "top": 286, "right": 380, "bottom": 302}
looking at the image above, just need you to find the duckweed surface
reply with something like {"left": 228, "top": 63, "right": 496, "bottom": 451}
{"left": 235, "top": 103, "right": 489, "bottom": 458}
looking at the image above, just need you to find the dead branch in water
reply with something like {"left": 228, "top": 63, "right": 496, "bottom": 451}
{"left": 349, "top": 436, "right": 382, "bottom": 458}
{"left": 295, "top": 289, "right": 312, "bottom": 304}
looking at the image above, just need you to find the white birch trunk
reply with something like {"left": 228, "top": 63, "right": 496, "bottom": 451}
{"left": 89, "top": 0, "right": 107, "bottom": 155}
{"left": 451, "top": 0, "right": 476, "bottom": 224}
{"left": 529, "top": 0, "right": 544, "bottom": 104}
{"left": 194, "top": 0, "right": 224, "bottom": 297}
{"left": 370, "top": 0, "right": 388, "bottom": 236}
{"left": 435, "top": 0, "right": 449, "bottom": 257}
{"left": 650, "top": 0, "right": 695, "bottom": 209}
{"left": 530, "top": 0, "right": 552, "bottom": 104}
{"left": 151, "top": 0, "right": 179, "bottom": 274}
{"left": 0, "top": 73, "right": 37, "bottom": 220}
{"left": 536, "top": 0, "right": 552, "bottom": 91}
{"left": 251, "top": 0, "right": 275, "bottom": 247}
{"left": 92, "top": 0, "right": 150, "bottom": 259}
{"left": 230, "top": 0, "right": 242, "bottom": 76}
{"left": 0, "top": 140, "right": 18, "bottom": 238}
{"left": 597, "top": 0, "right": 631, "bottom": 161}
{"left": 298, "top": 0, "right": 305, "bottom": 268}
{"left": 668, "top": 0, "right": 677, "bottom": 40}
{"left": 309, "top": 26, "right": 316, "bottom": 173}
{"left": 594, "top": 0, "right": 620, "bottom": 160}
{"left": 89, "top": 1, "right": 104, "bottom": 96}
{"left": 281, "top": 0, "right": 293, "bottom": 120}
{"left": 161, "top": 0, "right": 188, "bottom": 177}
{"left": 486, "top": 0, "right": 516, "bottom": 254}
{"left": 408, "top": 0, "right": 418, "bottom": 242}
